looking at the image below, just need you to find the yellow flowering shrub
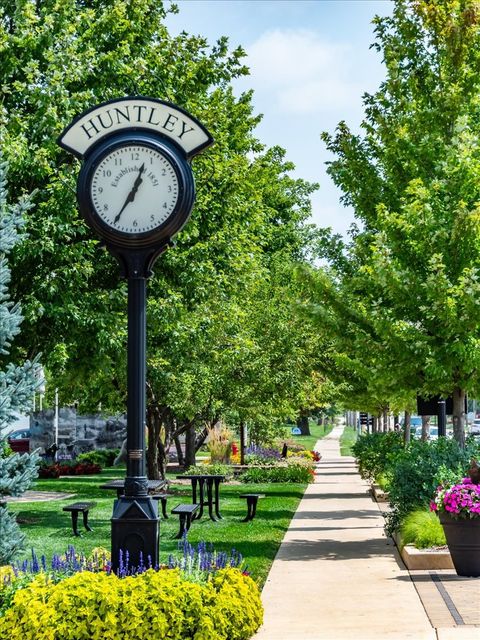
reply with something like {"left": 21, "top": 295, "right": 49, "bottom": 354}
{"left": 287, "top": 449, "right": 314, "bottom": 460}
{"left": 0, "top": 565, "right": 15, "bottom": 590}
{"left": 0, "top": 566, "right": 263, "bottom": 640}
{"left": 88, "top": 547, "right": 111, "bottom": 563}
{"left": 210, "top": 568, "right": 264, "bottom": 640}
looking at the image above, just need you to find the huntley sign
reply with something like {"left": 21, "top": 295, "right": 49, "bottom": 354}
{"left": 58, "top": 97, "right": 212, "bottom": 159}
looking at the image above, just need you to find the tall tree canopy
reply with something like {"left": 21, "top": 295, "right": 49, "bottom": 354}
{"left": 302, "top": 0, "right": 480, "bottom": 445}
{"left": 0, "top": 0, "right": 325, "bottom": 474}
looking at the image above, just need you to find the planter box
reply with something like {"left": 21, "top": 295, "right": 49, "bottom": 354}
{"left": 393, "top": 533, "right": 454, "bottom": 570}
{"left": 371, "top": 483, "right": 389, "bottom": 503}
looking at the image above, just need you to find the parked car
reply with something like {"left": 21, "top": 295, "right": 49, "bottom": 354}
{"left": 470, "top": 419, "right": 480, "bottom": 435}
{"left": 414, "top": 425, "right": 438, "bottom": 440}
{"left": 7, "top": 429, "right": 30, "bottom": 453}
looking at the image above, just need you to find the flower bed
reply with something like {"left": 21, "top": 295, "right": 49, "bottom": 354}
{"left": 38, "top": 462, "right": 102, "bottom": 478}
{"left": 240, "top": 457, "right": 315, "bottom": 483}
{"left": 0, "top": 542, "right": 263, "bottom": 640}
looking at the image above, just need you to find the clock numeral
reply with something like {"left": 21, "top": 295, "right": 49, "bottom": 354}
{"left": 131, "top": 152, "right": 140, "bottom": 161}
{"left": 150, "top": 215, "right": 155, "bottom": 221}
{"left": 168, "top": 186, "right": 172, "bottom": 192}
{"left": 114, "top": 158, "right": 122, "bottom": 166}
{"left": 161, "top": 169, "right": 166, "bottom": 176}
{"left": 150, "top": 157, "right": 154, "bottom": 165}
{"left": 103, "top": 204, "right": 109, "bottom": 211}
{"left": 98, "top": 187, "right": 103, "bottom": 194}
{"left": 103, "top": 170, "right": 111, "bottom": 177}
{"left": 163, "top": 202, "right": 168, "bottom": 209}
{"left": 133, "top": 220, "right": 138, "bottom": 227}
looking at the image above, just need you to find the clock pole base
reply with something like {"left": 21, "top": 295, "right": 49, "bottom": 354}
{"left": 111, "top": 496, "right": 159, "bottom": 573}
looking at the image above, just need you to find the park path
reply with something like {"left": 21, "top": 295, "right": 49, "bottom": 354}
{"left": 254, "top": 422, "right": 437, "bottom": 640}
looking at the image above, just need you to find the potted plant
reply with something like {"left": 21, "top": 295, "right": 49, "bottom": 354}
{"left": 430, "top": 468, "right": 480, "bottom": 577}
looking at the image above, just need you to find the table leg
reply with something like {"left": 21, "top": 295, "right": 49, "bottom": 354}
{"left": 214, "top": 478, "right": 223, "bottom": 519}
{"left": 160, "top": 497, "right": 168, "bottom": 519}
{"left": 207, "top": 479, "right": 217, "bottom": 521}
{"left": 193, "top": 479, "right": 204, "bottom": 520}
{"left": 83, "top": 510, "right": 93, "bottom": 532}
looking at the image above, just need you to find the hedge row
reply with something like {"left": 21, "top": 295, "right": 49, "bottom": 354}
{"left": 352, "top": 432, "right": 480, "bottom": 534}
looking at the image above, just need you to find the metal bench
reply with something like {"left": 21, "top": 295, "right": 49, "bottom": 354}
{"left": 171, "top": 503, "right": 199, "bottom": 538}
{"left": 239, "top": 493, "right": 265, "bottom": 521}
{"left": 63, "top": 501, "right": 95, "bottom": 536}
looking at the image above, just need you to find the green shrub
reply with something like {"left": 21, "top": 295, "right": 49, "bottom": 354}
{"left": 385, "top": 437, "right": 480, "bottom": 535}
{"left": 240, "top": 459, "right": 314, "bottom": 483}
{"left": 375, "top": 472, "right": 391, "bottom": 492}
{"left": 184, "top": 463, "right": 233, "bottom": 480}
{"left": 400, "top": 510, "right": 446, "bottom": 549}
{"left": 352, "top": 431, "right": 404, "bottom": 482}
{"left": 77, "top": 449, "right": 119, "bottom": 467}
{"left": 0, "top": 567, "right": 263, "bottom": 640}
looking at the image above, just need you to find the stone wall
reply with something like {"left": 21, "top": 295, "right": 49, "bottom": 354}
{"left": 30, "top": 409, "right": 126, "bottom": 457}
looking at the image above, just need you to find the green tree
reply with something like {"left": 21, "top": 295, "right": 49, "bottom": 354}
{"left": 1, "top": 0, "right": 322, "bottom": 475}
{"left": 303, "top": 0, "right": 480, "bottom": 446}
{"left": 0, "top": 160, "right": 40, "bottom": 564}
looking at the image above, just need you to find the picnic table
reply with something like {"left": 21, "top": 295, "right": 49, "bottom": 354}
{"left": 176, "top": 474, "right": 225, "bottom": 521}
{"left": 100, "top": 479, "right": 166, "bottom": 499}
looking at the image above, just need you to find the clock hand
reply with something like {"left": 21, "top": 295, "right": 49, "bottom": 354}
{"left": 114, "top": 163, "right": 145, "bottom": 224}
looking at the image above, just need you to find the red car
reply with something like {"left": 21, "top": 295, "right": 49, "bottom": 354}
{"left": 7, "top": 429, "right": 30, "bottom": 453}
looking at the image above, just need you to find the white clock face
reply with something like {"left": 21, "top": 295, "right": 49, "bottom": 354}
{"left": 90, "top": 144, "right": 180, "bottom": 234}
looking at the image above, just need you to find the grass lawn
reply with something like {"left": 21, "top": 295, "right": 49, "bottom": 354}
{"left": 8, "top": 468, "right": 305, "bottom": 587}
{"left": 289, "top": 419, "right": 334, "bottom": 451}
{"left": 340, "top": 426, "right": 358, "bottom": 456}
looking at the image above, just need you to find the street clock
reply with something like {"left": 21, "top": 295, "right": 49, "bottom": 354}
{"left": 59, "top": 96, "right": 213, "bottom": 272}
{"left": 58, "top": 97, "right": 213, "bottom": 572}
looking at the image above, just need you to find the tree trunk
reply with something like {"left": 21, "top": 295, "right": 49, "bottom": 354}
{"left": 296, "top": 413, "right": 310, "bottom": 436}
{"left": 404, "top": 411, "right": 411, "bottom": 445}
{"left": 157, "top": 438, "right": 167, "bottom": 479}
{"left": 394, "top": 414, "right": 400, "bottom": 431}
{"left": 240, "top": 421, "right": 246, "bottom": 466}
{"left": 383, "top": 408, "right": 388, "bottom": 432}
{"left": 452, "top": 387, "right": 466, "bottom": 449}
{"left": 195, "top": 426, "right": 208, "bottom": 452}
{"left": 174, "top": 436, "right": 184, "bottom": 466}
{"left": 184, "top": 424, "right": 196, "bottom": 469}
{"left": 372, "top": 415, "right": 378, "bottom": 433}
{"left": 421, "top": 415, "right": 430, "bottom": 441}
{"left": 146, "top": 403, "right": 162, "bottom": 480}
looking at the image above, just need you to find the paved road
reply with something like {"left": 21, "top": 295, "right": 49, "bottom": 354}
{"left": 254, "top": 423, "right": 457, "bottom": 640}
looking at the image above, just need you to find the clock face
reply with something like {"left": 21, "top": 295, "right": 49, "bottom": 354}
{"left": 90, "top": 144, "right": 180, "bottom": 234}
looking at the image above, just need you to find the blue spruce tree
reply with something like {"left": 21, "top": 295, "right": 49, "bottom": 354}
{"left": 0, "top": 159, "right": 41, "bottom": 565}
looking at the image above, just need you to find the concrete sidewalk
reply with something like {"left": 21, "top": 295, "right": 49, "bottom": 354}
{"left": 254, "top": 424, "right": 479, "bottom": 640}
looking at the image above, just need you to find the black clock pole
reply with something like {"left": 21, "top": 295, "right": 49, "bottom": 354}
{"left": 111, "top": 262, "right": 160, "bottom": 573}
{"left": 126, "top": 275, "right": 147, "bottom": 494}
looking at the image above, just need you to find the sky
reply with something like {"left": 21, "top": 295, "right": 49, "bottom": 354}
{"left": 166, "top": 0, "right": 393, "bottom": 238}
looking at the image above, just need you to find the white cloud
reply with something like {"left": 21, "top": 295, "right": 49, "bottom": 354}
{"left": 245, "top": 29, "right": 363, "bottom": 114}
